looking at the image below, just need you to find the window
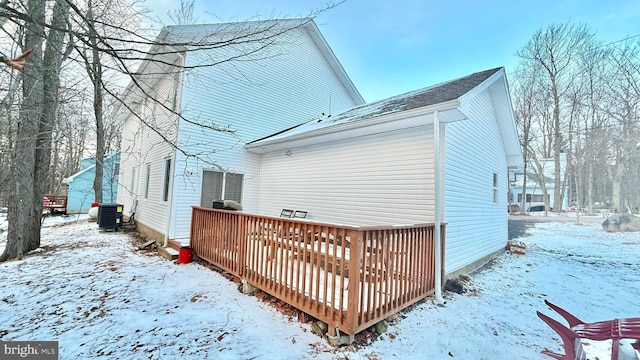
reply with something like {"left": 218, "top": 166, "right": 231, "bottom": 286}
{"left": 200, "top": 171, "right": 223, "bottom": 207}
{"left": 143, "top": 163, "right": 151, "bottom": 199}
{"left": 224, "top": 173, "right": 244, "bottom": 203}
{"left": 518, "top": 194, "right": 550, "bottom": 203}
{"left": 492, "top": 172, "right": 498, "bottom": 203}
{"left": 200, "top": 170, "right": 243, "bottom": 207}
{"left": 162, "top": 158, "right": 172, "bottom": 202}
{"left": 130, "top": 167, "right": 137, "bottom": 195}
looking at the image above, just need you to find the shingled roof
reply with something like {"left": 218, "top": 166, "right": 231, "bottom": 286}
{"left": 331, "top": 67, "right": 501, "bottom": 123}
{"left": 249, "top": 67, "right": 502, "bottom": 144}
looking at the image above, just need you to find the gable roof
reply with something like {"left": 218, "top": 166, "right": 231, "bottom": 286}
{"left": 250, "top": 68, "right": 501, "bottom": 143}
{"left": 247, "top": 67, "right": 522, "bottom": 166}
{"left": 511, "top": 153, "right": 567, "bottom": 187}
{"left": 62, "top": 152, "right": 120, "bottom": 185}
{"left": 342, "top": 67, "right": 501, "bottom": 120}
{"left": 161, "top": 19, "right": 364, "bottom": 105}
{"left": 247, "top": 68, "right": 499, "bottom": 146}
{"left": 114, "top": 18, "right": 363, "bottom": 121}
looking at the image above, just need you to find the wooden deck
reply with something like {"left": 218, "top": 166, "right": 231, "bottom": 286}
{"left": 190, "top": 206, "right": 445, "bottom": 336}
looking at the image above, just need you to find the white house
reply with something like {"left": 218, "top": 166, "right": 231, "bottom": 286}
{"left": 247, "top": 67, "right": 522, "bottom": 276}
{"left": 509, "top": 153, "right": 569, "bottom": 212}
{"left": 116, "top": 19, "right": 364, "bottom": 244}
{"left": 116, "top": 18, "right": 522, "bottom": 277}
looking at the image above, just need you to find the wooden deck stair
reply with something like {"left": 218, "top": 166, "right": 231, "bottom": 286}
{"left": 158, "top": 239, "right": 182, "bottom": 260}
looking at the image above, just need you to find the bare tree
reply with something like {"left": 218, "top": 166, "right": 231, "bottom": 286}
{"left": 167, "top": 0, "right": 198, "bottom": 26}
{"left": 512, "top": 64, "right": 543, "bottom": 212}
{"left": 576, "top": 44, "right": 610, "bottom": 215}
{"left": 2, "top": 0, "right": 70, "bottom": 261}
{"left": 517, "top": 23, "right": 596, "bottom": 212}
{"left": 1, "top": 0, "right": 343, "bottom": 261}
{"left": 603, "top": 41, "right": 640, "bottom": 212}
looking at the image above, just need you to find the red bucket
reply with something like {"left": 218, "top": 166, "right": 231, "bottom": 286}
{"left": 178, "top": 247, "right": 193, "bottom": 264}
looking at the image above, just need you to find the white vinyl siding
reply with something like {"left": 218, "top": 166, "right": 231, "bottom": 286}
{"left": 443, "top": 87, "right": 509, "bottom": 274}
{"left": 168, "top": 25, "right": 363, "bottom": 239}
{"left": 116, "top": 61, "right": 180, "bottom": 239}
{"left": 256, "top": 125, "right": 435, "bottom": 226}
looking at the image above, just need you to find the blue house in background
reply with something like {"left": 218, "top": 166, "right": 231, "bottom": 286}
{"left": 63, "top": 152, "right": 120, "bottom": 213}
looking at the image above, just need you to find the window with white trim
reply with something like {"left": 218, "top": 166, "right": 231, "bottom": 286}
{"left": 162, "top": 158, "right": 172, "bottom": 202}
{"left": 493, "top": 172, "right": 499, "bottom": 203}
{"left": 200, "top": 170, "right": 243, "bottom": 207}
{"left": 130, "top": 167, "right": 137, "bottom": 195}
{"left": 143, "top": 163, "right": 151, "bottom": 199}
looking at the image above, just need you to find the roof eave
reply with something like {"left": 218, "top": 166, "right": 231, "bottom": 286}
{"left": 458, "top": 68, "right": 523, "bottom": 166}
{"left": 246, "top": 99, "right": 462, "bottom": 154}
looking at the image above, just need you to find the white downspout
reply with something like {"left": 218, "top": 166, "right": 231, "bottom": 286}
{"left": 163, "top": 49, "right": 184, "bottom": 248}
{"left": 433, "top": 110, "right": 445, "bottom": 304}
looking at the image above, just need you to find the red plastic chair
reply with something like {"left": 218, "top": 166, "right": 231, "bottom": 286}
{"left": 536, "top": 311, "right": 586, "bottom": 360}
{"left": 538, "top": 300, "right": 640, "bottom": 360}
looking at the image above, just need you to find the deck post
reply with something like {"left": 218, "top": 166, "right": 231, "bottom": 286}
{"left": 189, "top": 209, "right": 442, "bottom": 338}
{"left": 345, "top": 229, "right": 363, "bottom": 334}
{"left": 237, "top": 212, "right": 247, "bottom": 278}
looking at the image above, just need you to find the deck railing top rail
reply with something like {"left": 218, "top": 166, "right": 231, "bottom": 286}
{"left": 190, "top": 206, "right": 444, "bottom": 336}
{"left": 191, "top": 206, "right": 438, "bottom": 231}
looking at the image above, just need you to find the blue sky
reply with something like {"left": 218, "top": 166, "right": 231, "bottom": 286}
{"left": 149, "top": 0, "right": 640, "bottom": 102}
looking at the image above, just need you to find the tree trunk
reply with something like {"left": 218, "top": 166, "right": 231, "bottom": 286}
{"left": 1, "top": 0, "right": 45, "bottom": 262}
{"left": 31, "top": 0, "right": 69, "bottom": 250}
{"left": 531, "top": 153, "right": 551, "bottom": 212}
{"left": 88, "top": 2, "right": 105, "bottom": 203}
{"left": 1, "top": 0, "right": 69, "bottom": 262}
{"left": 608, "top": 159, "right": 624, "bottom": 213}
{"left": 520, "top": 150, "right": 528, "bottom": 213}
{"left": 551, "top": 76, "right": 564, "bottom": 212}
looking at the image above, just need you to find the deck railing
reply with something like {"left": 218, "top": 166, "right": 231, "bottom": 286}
{"left": 190, "top": 206, "right": 445, "bottom": 335}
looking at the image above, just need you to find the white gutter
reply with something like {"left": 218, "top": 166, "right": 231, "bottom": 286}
{"left": 433, "top": 110, "right": 444, "bottom": 304}
{"left": 246, "top": 100, "right": 462, "bottom": 153}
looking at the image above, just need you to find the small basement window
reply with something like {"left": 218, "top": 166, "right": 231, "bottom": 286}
{"left": 143, "top": 163, "right": 151, "bottom": 199}
{"left": 163, "top": 158, "right": 172, "bottom": 202}
{"left": 493, "top": 172, "right": 498, "bottom": 203}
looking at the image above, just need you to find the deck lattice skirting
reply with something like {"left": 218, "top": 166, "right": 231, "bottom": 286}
{"left": 190, "top": 206, "right": 445, "bottom": 335}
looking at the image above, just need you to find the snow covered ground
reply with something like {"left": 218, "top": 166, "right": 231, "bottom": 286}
{"left": 0, "top": 215, "right": 639, "bottom": 359}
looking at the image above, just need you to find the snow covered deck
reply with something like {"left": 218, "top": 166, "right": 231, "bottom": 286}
{"left": 190, "top": 206, "right": 445, "bottom": 336}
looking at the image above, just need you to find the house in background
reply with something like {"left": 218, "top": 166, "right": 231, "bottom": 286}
{"left": 115, "top": 19, "right": 364, "bottom": 244}
{"left": 509, "top": 153, "right": 569, "bottom": 212}
{"left": 247, "top": 67, "right": 522, "bottom": 276}
{"left": 63, "top": 152, "right": 120, "bottom": 213}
